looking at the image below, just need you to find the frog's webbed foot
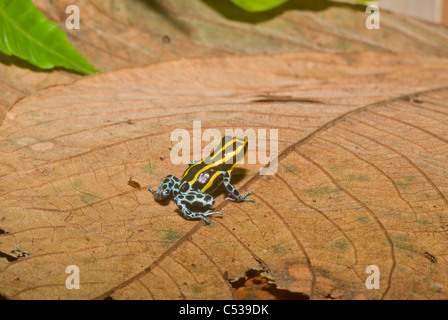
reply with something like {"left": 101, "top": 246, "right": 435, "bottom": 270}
{"left": 225, "top": 191, "right": 255, "bottom": 202}
{"left": 186, "top": 210, "right": 222, "bottom": 224}
{"left": 174, "top": 193, "right": 221, "bottom": 224}
{"left": 220, "top": 171, "right": 255, "bottom": 202}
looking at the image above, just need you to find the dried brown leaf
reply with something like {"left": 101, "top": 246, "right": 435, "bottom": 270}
{"left": 2, "top": 0, "right": 448, "bottom": 120}
{"left": 0, "top": 52, "right": 447, "bottom": 299}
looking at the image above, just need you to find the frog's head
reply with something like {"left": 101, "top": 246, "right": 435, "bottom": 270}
{"left": 149, "top": 175, "right": 178, "bottom": 202}
{"left": 152, "top": 185, "right": 171, "bottom": 202}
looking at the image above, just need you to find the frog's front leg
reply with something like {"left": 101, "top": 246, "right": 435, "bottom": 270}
{"left": 174, "top": 190, "right": 222, "bottom": 224}
{"left": 220, "top": 171, "right": 255, "bottom": 202}
{"left": 148, "top": 175, "right": 180, "bottom": 202}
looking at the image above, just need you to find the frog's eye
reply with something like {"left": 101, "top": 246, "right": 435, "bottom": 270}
{"left": 180, "top": 182, "right": 190, "bottom": 193}
{"left": 163, "top": 189, "right": 170, "bottom": 196}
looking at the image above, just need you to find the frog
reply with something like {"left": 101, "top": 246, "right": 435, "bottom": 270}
{"left": 148, "top": 136, "right": 254, "bottom": 223}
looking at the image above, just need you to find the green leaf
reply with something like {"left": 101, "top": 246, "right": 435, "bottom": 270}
{"left": 230, "top": 0, "right": 289, "bottom": 12}
{"left": 231, "top": 0, "right": 376, "bottom": 12}
{"left": 0, "top": 0, "right": 98, "bottom": 74}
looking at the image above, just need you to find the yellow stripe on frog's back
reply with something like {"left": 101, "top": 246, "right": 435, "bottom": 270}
{"left": 201, "top": 170, "right": 222, "bottom": 192}
{"left": 189, "top": 142, "right": 244, "bottom": 186}
{"left": 182, "top": 137, "right": 241, "bottom": 179}
{"left": 201, "top": 145, "right": 245, "bottom": 193}
{"left": 181, "top": 137, "right": 235, "bottom": 179}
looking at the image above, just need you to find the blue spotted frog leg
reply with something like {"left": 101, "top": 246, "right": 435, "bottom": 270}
{"left": 220, "top": 171, "right": 255, "bottom": 202}
{"left": 174, "top": 190, "right": 222, "bottom": 224}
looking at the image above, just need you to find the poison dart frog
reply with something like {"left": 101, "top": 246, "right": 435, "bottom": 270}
{"left": 148, "top": 136, "right": 254, "bottom": 223}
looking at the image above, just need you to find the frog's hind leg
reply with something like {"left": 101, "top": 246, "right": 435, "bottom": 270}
{"left": 220, "top": 171, "right": 255, "bottom": 202}
{"left": 174, "top": 191, "right": 222, "bottom": 224}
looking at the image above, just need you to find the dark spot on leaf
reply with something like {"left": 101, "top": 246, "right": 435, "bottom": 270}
{"left": 141, "top": 162, "right": 157, "bottom": 173}
{"left": 127, "top": 178, "right": 141, "bottom": 190}
{"left": 160, "top": 230, "right": 183, "bottom": 242}
{"left": 348, "top": 174, "right": 370, "bottom": 182}
{"left": 0, "top": 251, "right": 18, "bottom": 262}
{"left": 252, "top": 95, "right": 320, "bottom": 104}
{"left": 162, "top": 35, "right": 171, "bottom": 43}
{"left": 401, "top": 96, "right": 411, "bottom": 102}
{"left": 229, "top": 268, "right": 309, "bottom": 300}
{"left": 332, "top": 238, "right": 350, "bottom": 251}
{"left": 424, "top": 251, "right": 437, "bottom": 264}
{"left": 80, "top": 193, "right": 101, "bottom": 204}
